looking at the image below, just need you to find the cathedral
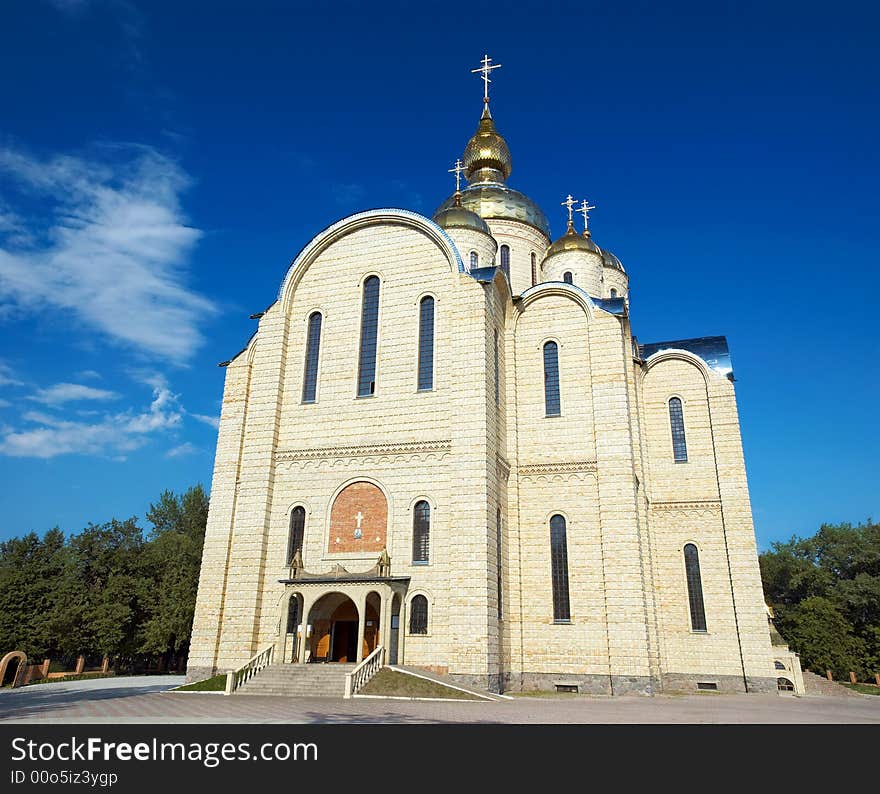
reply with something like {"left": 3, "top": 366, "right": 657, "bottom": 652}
{"left": 187, "top": 57, "right": 799, "bottom": 695}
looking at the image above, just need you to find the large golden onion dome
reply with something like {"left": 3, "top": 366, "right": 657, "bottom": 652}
{"left": 543, "top": 222, "right": 601, "bottom": 261}
{"left": 435, "top": 104, "right": 550, "bottom": 238}
{"left": 462, "top": 105, "right": 512, "bottom": 183}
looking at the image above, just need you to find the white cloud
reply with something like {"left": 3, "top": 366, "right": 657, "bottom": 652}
{"left": 28, "top": 382, "right": 120, "bottom": 406}
{"left": 165, "top": 441, "right": 198, "bottom": 458}
{"left": 0, "top": 377, "right": 183, "bottom": 459}
{"left": 0, "top": 362, "right": 24, "bottom": 387}
{"left": 76, "top": 369, "right": 102, "bottom": 380}
{"left": 189, "top": 412, "right": 220, "bottom": 429}
{"left": 0, "top": 145, "right": 214, "bottom": 362}
{"left": 0, "top": 399, "right": 10, "bottom": 408}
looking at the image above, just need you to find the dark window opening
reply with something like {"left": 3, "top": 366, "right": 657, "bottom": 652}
{"left": 543, "top": 341, "right": 561, "bottom": 417}
{"left": 684, "top": 543, "right": 707, "bottom": 631}
{"left": 286, "top": 506, "right": 305, "bottom": 565}
{"left": 417, "top": 296, "right": 435, "bottom": 391}
{"left": 302, "top": 312, "right": 322, "bottom": 403}
{"left": 357, "top": 276, "right": 381, "bottom": 397}
{"left": 412, "top": 500, "right": 430, "bottom": 564}
{"left": 409, "top": 595, "right": 428, "bottom": 634}
{"left": 669, "top": 397, "right": 688, "bottom": 462}
{"left": 550, "top": 514, "right": 571, "bottom": 622}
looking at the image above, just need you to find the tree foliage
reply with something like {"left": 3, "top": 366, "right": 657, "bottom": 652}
{"left": 760, "top": 520, "right": 880, "bottom": 678}
{"left": 0, "top": 485, "right": 208, "bottom": 669}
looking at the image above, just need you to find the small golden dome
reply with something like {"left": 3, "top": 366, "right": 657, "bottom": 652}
{"left": 433, "top": 202, "right": 491, "bottom": 234}
{"left": 543, "top": 223, "right": 601, "bottom": 260}
{"left": 463, "top": 104, "right": 512, "bottom": 184}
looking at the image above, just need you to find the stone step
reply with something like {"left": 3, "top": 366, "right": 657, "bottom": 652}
{"left": 234, "top": 663, "right": 356, "bottom": 698}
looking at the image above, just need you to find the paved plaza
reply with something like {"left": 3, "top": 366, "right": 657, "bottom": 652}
{"left": 0, "top": 677, "right": 878, "bottom": 723}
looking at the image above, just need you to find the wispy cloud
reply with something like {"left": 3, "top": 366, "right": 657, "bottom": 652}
{"left": 0, "top": 374, "right": 183, "bottom": 459}
{"left": 76, "top": 369, "right": 102, "bottom": 380}
{"left": 165, "top": 441, "right": 197, "bottom": 458}
{"left": 28, "top": 382, "right": 120, "bottom": 406}
{"left": 0, "top": 362, "right": 24, "bottom": 387}
{"left": 0, "top": 144, "right": 214, "bottom": 362}
{"left": 331, "top": 182, "right": 366, "bottom": 206}
{"left": 0, "top": 399, "right": 11, "bottom": 409}
{"left": 189, "top": 412, "right": 220, "bottom": 429}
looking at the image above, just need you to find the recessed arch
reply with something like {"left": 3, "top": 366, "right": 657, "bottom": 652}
{"left": 326, "top": 477, "right": 390, "bottom": 554}
{"left": 517, "top": 282, "right": 595, "bottom": 321}
{"left": 277, "top": 209, "right": 465, "bottom": 313}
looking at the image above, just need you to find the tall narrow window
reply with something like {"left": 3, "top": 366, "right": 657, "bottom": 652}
{"left": 286, "top": 506, "right": 305, "bottom": 565}
{"left": 543, "top": 341, "right": 561, "bottom": 416}
{"left": 563, "top": 271, "right": 573, "bottom": 284}
{"left": 357, "top": 276, "right": 380, "bottom": 397}
{"left": 669, "top": 397, "right": 688, "bottom": 462}
{"left": 417, "top": 296, "right": 434, "bottom": 391}
{"left": 610, "top": 288, "right": 618, "bottom": 298}
{"left": 470, "top": 251, "right": 479, "bottom": 269}
{"left": 531, "top": 252, "right": 537, "bottom": 286}
{"left": 550, "top": 514, "right": 571, "bottom": 622}
{"left": 496, "top": 508, "right": 503, "bottom": 619}
{"left": 409, "top": 595, "right": 428, "bottom": 634}
{"left": 500, "top": 245, "right": 511, "bottom": 282}
{"left": 684, "top": 543, "right": 707, "bottom": 631}
{"left": 301, "top": 312, "right": 322, "bottom": 403}
{"left": 493, "top": 329, "right": 499, "bottom": 405}
{"left": 412, "top": 500, "right": 430, "bottom": 564}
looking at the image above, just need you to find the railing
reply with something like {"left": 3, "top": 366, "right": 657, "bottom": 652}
{"left": 225, "top": 643, "right": 275, "bottom": 695}
{"left": 344, "top": 645, "right": 384, "bottom": 699}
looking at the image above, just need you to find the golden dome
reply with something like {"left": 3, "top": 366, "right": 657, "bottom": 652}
{"left": 543, "top": 223, "right": 601, "bottom": 260}
{"left": 463, "top": 104, "right": 512, "bottom": 184}
{"left": 435, "top": 184, "right": 550, "bottom": 238}
{"left": 433, "top": 200, "right": 491, "bottom": 234}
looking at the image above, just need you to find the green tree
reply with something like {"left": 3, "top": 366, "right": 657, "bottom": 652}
{"left": 139, "top": 485, "right": 208, "bottom": 666}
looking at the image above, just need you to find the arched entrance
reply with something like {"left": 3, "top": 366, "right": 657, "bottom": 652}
{"left": 307, "top": 593, "right": 380, "bottom": 663}
{"left": 0, "top": 651, "right": 26, "bottom": 688}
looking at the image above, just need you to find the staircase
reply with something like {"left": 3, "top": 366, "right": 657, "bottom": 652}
{"left": 234, "top": 663, "right": 356, "bottom": 698}
{"left": 801, "top": 670, "right": 863, "bottom": 698}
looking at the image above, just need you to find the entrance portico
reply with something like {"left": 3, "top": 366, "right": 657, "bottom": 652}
{"left": 278, "top": 551, "right": 409, "bottom": 665}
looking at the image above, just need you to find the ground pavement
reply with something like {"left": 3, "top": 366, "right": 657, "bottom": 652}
{"left": 0, "top": 676, "right": 878, "bottom": 724}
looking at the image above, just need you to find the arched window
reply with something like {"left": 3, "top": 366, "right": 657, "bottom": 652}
{"left": 493, "top": 329, "right": 499, "bottom": 405}
{"left": 412, "top": 500, "right": 430, "bottom": 563}
{"left": 357, "top": 276, "right": 381, "bottom": 397}
{"left": 500, "top": 244, "right": 510, "bottom": 282}
{"left": 470, "top": 251, "right": 479, "bottom": 269}
{"left": 684, "top": 543, "right": 707, "bottom": 631}
{"left": 286, "top": 506, "right": 305, "bottom": 565}
{"left": 550, "top": 515, "right": 571, "bottom": 622}
{"left": 496, "top": 507, "right": 503, "bottom": 619}
{"left": 531, "top": 252, "right": 537, "bottom": 286}
{"left": 610, "top": 288, "right": 618, "bottom": 298}
{"left": 301, "top": 312, "right": 322, "bottom": 403}
{"left": 669, "top": 397, "right": 688, "bottom": 462}
{"left": 409, "top": 595, "right": 428, "bottom": 634}
{"left": 417, "top": 296, "right": 434, "bottom": 391}
{"left": 563, "top": 271, "right": 573, "bottom": 284}
{"left": 543, "top": 341, "right": 561, "bottom": 417}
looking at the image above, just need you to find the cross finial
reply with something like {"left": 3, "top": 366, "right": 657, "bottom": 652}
{"left": 578, "top": 199, "right": 596, "bottom": 236}
{"left": 471, "top": 54, "right": 502, "bottom": 104}
{"left": 562, "top": 194, "right": 578, "bottom": 228}
{"left": 449, "top": 158, "right": 466, "bottom": 192}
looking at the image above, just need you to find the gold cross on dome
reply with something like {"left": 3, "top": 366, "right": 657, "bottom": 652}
{"left": 578, "top": 199, "right": 596, "bottom": 233}
{"left": 449, "top": 158, "right": 466, "bottom": 192}
{"left": 561, "top": 194, "right": 578, "bottom": 225}
{"left": 471, "top": 54, "right": 502, "bottom": 103}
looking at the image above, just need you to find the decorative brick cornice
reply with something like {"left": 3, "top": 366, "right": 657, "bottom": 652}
{"left": 517, "top": 461, "right": 597, "bottom": 476}
{"left": 275, "top": 440, "right": 452, "bottom": 462}
{"left": 650, "top": 500, "right": 721, "bottom": 511}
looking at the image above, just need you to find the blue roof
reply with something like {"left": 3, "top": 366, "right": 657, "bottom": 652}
{"left": 638, "top": 335, "right": 733, "bottom": 378}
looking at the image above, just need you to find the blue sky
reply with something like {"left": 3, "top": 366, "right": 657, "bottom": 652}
{"left": 0, "top": 0, "right": 877, "bottom": 549}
